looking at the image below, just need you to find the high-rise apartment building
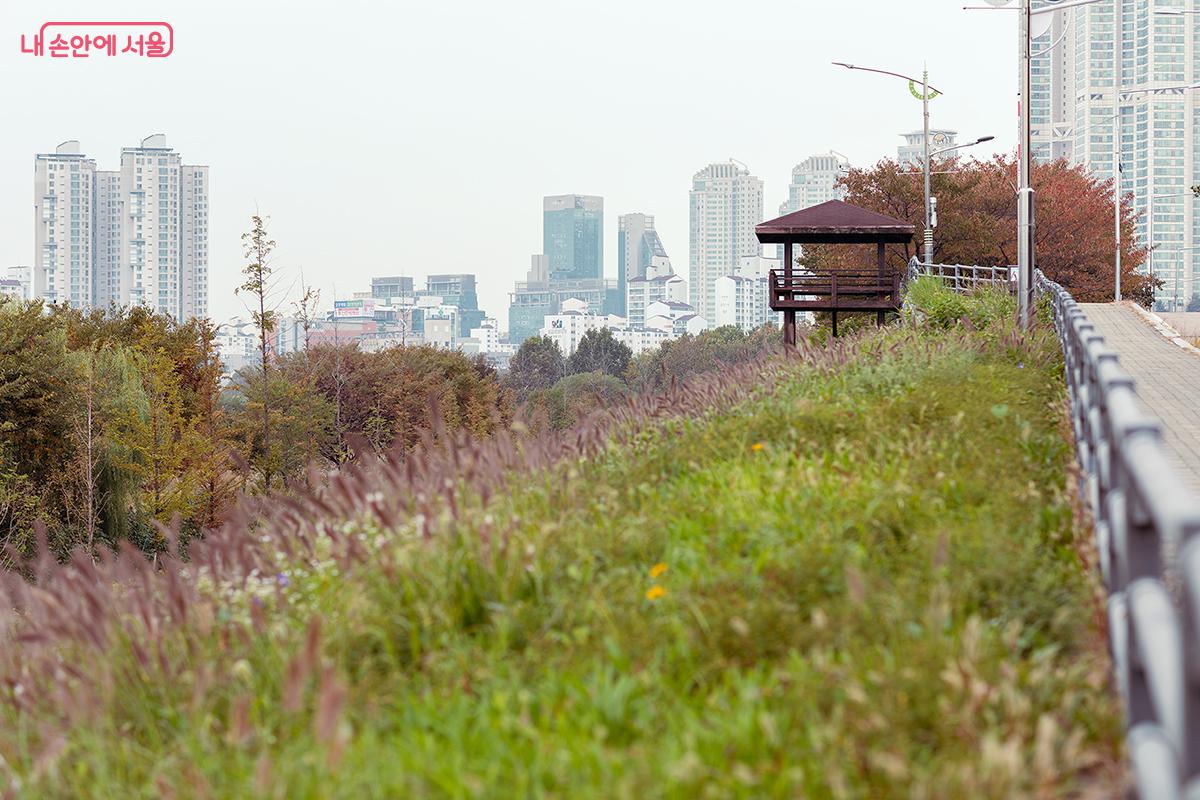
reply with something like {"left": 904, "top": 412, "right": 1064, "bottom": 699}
{"left": 779, "top": 152, "right": 849, "bottom": 216}
{"left": 180, "top": 164, "right": 210, "bottom": 320}
{"left": 33, "top": 141, "right": 96, "bottom": 307}
{"left": 94, "top": 171, "right": 122, "bottom": 308}
{"left": 775, "top": 152, "right": 850, "bottom": 262}
{"left": 31, "top": 136, "right": 208, "bottom": 318}
{"left": 1031, "top": 1, "right": 1200, "bottom": 307}
{"left": 688, "top": 161, "right": 763, "bottom": 325}
{"left": 543, "top": 195, "right": 603, "bottom": 281}
{"left": 1028, "top": 1, "right": 1074, "bottom": 164}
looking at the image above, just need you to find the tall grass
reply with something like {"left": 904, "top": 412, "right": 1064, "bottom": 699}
{"left": 0, "top": 297, "right": 1120, "bottom": 798}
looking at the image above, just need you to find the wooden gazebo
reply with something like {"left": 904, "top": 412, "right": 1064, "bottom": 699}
{"left": 755, "top": 200, "right": 916, "bottom": 343}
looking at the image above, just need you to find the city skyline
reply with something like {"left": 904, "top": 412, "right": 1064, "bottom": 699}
{"left": 0, "top": 0, "right": 1021, "bottom": 326}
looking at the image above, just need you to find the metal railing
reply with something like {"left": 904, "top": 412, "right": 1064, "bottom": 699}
{"left": 1039, "top": 271, "right": 1200, "bottom": 798}
{"left": 907, "top": 257, "right": 1016, "bottom": 293}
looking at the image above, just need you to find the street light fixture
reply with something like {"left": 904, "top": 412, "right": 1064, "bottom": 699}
{"left": 927, "top": 135, "right": 995, "bottom": 161}
{"left": 832, "top": 61, "right": 943, "bottom": 265}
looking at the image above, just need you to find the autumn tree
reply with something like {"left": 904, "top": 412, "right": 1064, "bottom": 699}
{"left": 802, "top": 155, "right": 1154, "bottom": 305}
{"left": 626, "top": 324, "right": 777, "bottom": 393}
{"left": 522, "top": 371, "right": 629, "bottom": 433}
{"left": 237, "top": 215, "right": 279, "bottom": 488}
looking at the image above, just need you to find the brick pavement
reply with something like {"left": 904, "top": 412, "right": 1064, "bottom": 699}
{"left": 1080, "top": 303, "right": 1200, "bottom": 495}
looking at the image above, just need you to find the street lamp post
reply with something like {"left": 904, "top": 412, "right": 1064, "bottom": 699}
{"left": 1017, "top": 0, "right": 1035, "bottom": 327}
{"left": 833, "top": 62, "right": 942, "bottom": 265}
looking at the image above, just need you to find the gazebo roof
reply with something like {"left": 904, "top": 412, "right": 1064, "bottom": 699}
{"left": 755, "top": 200, "right": 915, "bottom": 244}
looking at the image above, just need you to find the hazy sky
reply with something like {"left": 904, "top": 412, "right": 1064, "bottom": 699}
{"left": 0, "top": 0, "right": 1018, "bottom": 326}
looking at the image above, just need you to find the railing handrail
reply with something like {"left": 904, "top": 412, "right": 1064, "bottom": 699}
{"left": 906, "top": 257, "right": 1017, "bottom": 293}
{"left": 1039, "top": 270, "right": 1200, "bottom": 797}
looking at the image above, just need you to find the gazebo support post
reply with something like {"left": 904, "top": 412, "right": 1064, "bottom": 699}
{"left": 876, "top": 242, "right": 886, "bottom": 326}
{"left": 783, "top": 241, "right": 796, "bottom": 346}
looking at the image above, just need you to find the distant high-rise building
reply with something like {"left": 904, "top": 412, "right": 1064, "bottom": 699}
{"left": 1029, "top": 1, "right": 1200, "bottom": 308}
{"left": 898, "top": 130, "right": 957, "bottom": 167}
{"left": 617, "top": 213, "right": 670, "bottom": 317}
{"left": 425, "top": 273, "right": 485, "bottom": 337}
{"left": 371, "top": 275, "right": 414, "bottom": 302}
{"left": 34, "top": 141, "right": 96, "bottom": 307}
{"left": 688, "top": 161, "right": 763, "bottom": 325}
{"left": 779, "top": 152, "right": 849, "bottom": 216}
{"left": 776, "top": 152, "right": 850, "bottom": 262}
{"left": 508, "top": 253, "right": 614, "bottom": 345}
{"left": 94, "top": 171, "right": 121, "bottom": 308}
{"left": 508, "top": 196, "right": 616, "bottom": 344}
{"left": 180, "top": 163, "right": 210, "bottom": 320}
{"left": 32, "top": 135, "right": 208, "bottom": 318}
{"left": 120, "top": 135, "right": 209, "bottom": 319}
{"left": 543, "top": 195, "right": 603, "bottom": 281}
{"left": 1028, "top": 0, "right": 1074, "bottom": 165}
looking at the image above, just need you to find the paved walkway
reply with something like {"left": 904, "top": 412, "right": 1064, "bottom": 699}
{"left": 1080, "top": 303, "right": 1200, "bottom": 495}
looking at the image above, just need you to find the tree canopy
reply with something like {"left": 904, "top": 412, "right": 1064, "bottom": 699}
{"left": 505, "top": 336, "right": 566, "bottom": 400}
{"left": 567, "top": 328, "right": 632, "bottom": 378}
{"left": 801, "top": 155, "right": 1154, "bottom": 306}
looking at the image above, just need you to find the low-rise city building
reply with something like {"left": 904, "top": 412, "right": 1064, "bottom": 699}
{"left": 626, "top": 257, "right": 686, "bottom": 328}
{"left": 714, "top": 255, "right": 783, "bottom": 332}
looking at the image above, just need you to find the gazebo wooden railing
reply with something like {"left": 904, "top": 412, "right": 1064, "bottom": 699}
{"left": 755, "top": 200, "right": 916, "bottom": 343}
{"left": 769, "top": 270, "right": 903, "bottom": 337}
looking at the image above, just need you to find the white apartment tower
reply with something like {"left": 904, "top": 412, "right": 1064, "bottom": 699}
{"left": 1032, "top": 1, "right": 1200, "bottom": 307}
{"left": 181, "top": 164, "right": 210, "bottom": 319}
{"left": 778, "top": 152, "right": 849, "bottom": 216}
{"left": 689, "top": 161, "right": 763, "bottom": 326}
{"left": 33, "top": 141, "right": 96, "bottom": 307}
{"left": 31, "top": 135, "right": 209, "bottom": 318}
{"left": 94, "top": 171, "right": 122, "bottom": 308}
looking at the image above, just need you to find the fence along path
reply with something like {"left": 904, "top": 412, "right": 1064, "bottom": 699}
{"left": 1079, "top": 303, "right": 1200, "bottom": 497}
{"left": 1041, "top": 280, "right": 1200, "bottom": 799}
{"left": 917, "top": 260, "right": 1200, "bottom": 796}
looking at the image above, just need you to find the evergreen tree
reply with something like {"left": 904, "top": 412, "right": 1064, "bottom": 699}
{"left": 567, "top": 328, "right": 632, "bottom": 379}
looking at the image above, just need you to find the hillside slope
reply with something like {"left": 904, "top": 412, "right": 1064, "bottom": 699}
{"left": 0, "top": 299, "right": 1120, "bottom": 798}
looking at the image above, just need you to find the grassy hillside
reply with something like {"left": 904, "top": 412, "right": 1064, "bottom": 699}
{"left": 0, "top": 290, "right": 1120, "bottom": 798}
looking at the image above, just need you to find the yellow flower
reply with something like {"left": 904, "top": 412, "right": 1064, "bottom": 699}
{"left": 751, "top": 442, "right": 765, "bottom": 452}
{"left": 645, "top": 585, "right": 666, "bottom": 601}
{"left": 650, "top": 563, "right": 668, "bottom": 578}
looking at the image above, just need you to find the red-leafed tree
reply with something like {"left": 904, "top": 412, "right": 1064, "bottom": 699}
{"left": 801, "top": 155, "right": 1154, "bottom": 306}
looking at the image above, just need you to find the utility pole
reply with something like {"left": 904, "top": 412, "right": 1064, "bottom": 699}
{"left": 1017, "top": 0, "right": 1035, "bottom": 328}
{"left": 923, "top": 68, "right": 934, "bottom": 265}
{"left": 1114, "top": 0, "right": 1122, "bottom": 303}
